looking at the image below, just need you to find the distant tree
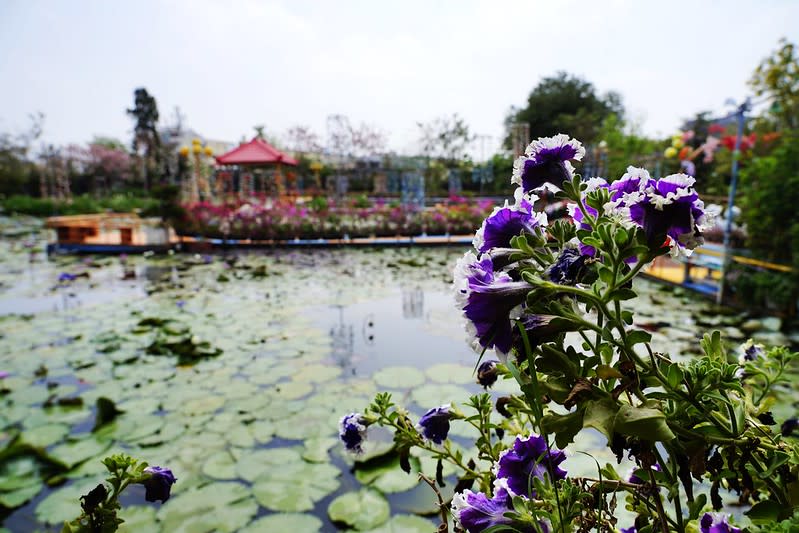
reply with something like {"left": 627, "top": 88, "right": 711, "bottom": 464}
{"left": 284, "top": 125, "right": 323, "bottom": 154}
{"left": 505, "top": 72, "right": 624, "bottom": 147}
{"left": 416, "top": 113, "right": 474, "bottom": 164}
{"left": 66, "top": 142, "right": 132, "bottom": 195}
{"left": 0, "top": 112, "right": 45, "bottom": 196}
{"left": 750, "top": 38, "right": 799, "bottom": 130}
{"left": 326, "top": 115, "right": 387, "bottom": 158}
{"left": 127, "top": 88, "right": 162, "bottom": 190}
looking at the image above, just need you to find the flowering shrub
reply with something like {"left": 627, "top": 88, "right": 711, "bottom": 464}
{"left": 340, "top": 135, "right": 799, "bottom": 532}
{"left": 63, "top": 454, "right": 175, "bottom": 532}
{"left": 175, "top": 196, "right": 494, "bottom": 240}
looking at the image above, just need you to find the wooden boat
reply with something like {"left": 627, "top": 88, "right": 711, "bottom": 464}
{"left": 45, "top": 213, "right": 176, "bottom": 254}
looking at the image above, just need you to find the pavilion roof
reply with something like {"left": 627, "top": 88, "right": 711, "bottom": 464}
{"left": 215, "top": 137, "right": 298, "bottom": 166}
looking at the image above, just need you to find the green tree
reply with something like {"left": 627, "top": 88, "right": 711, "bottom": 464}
{"left": 750, "top": 38, "right": 799, "bottom": 130}
{"left": 127, "top": 88, "right": 162, "bottom": 191}
{"left": 506, "top": 72, "right": 624, "bottom": 147}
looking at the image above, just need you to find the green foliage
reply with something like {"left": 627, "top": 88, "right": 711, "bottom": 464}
{"left": 750, "top": 38, "right": 799, "bottom": 130}
{"left": 506, "top": 72, "right": 624, "bottom": 147}
{"left": 0, "top": 194, "right": 159, "bottom": 217}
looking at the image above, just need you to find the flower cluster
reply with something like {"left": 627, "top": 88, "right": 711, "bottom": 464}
{"left": 452, "top": 434, "right": 565, "bottom": 532}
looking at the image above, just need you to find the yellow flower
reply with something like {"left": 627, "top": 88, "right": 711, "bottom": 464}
{"left": 178, "top": 146, "right": 190, "bottom": 157}
{"left": 192, "top": 138, "right": 201, "bottom": 145}
{"left": 671, "top": 138, "right": 684, "bottom": 149}
{"left": 192, "top": 144, "right": 202, "bottom": 154}
{"left": 664, "top": 146, "right": 678, "bottom": 159}
{"left": 204, "top": 146, "right": 213, "bottom": 156}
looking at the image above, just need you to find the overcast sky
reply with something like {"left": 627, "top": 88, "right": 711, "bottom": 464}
{"left": 1, "top": 0, "right": 796, "bottom": 157}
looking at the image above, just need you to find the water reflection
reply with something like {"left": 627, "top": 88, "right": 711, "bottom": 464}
{"left": 401, "top": 285, "right": 424, "bottom": 319}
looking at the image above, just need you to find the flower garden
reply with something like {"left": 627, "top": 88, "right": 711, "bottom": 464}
{"left": 1, "top": 134, "right": 797, "bottom": 533}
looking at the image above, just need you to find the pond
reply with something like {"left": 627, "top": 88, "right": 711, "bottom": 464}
{"left": 0, "top": 218, "right": 795, "bottom": 532}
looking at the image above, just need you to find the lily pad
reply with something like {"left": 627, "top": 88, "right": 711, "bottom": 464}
{"left": 327, "top": 489, "right": 390, "bottom": 530}
{"left": 240, "top": 513, "right": 323, "bottom": 533}
{"left": 355, "top": 455, "right": 421, "bottom": 493}
{"left": 157, "top": 482, "right": 257, "bottom": 533}
{"left": 202, "top": 450, "right": 238, "bottom": 479}
{"left": 117, "top": 505, "right": 156, "bottom": 532}
{"left": 272, "top": 380, "right": 313, "bottom": 400}
{"left": 50, "top": 435, "right": 112, "bottom": 468}
{"left": 21, "top": 423, "right": 70, "bottom": 448}
{"left": 425, "top": 363, "right": 475, "bottom": 385}
{"left": 235, "top": 448, "right": 302, "bottom": 482}
{"left": 292, "top": 363, "right": 342, "bottom": 383}
{"left": 363, "top": 514, "right": 436, "bottom": 533}
{"left": 410, "top": 383, "right": 472, "bottom": 408}
{"left": 36, "top": 479, "right": 98, "bottom": 525}
{"left": 252, "top": 461, "right": 340, "bottom": 512}
{"left": 0, "top": 483, "right": 42, "bottom": 508}
{"left": 373, "top": 366, "right": 425, "bottom": 389}
{"left": 302, "top": 437, "right": 338, "bottom": 463}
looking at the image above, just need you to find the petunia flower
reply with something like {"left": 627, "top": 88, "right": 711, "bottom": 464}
{"left": 546, "top": 248, "right": 589, "bottom": 285}
{"left": 569, "top": 178, "right": 608, "bottom": 256}
{"left": 418, "top": 404, "right": 453, "bottom": 444}
{"left": 511, "top": 135, "right": 585, "bottom": 193}
{"left": 476, "top": 360, "right": 499, "bottom": 388}
{"left": 699, "top": 513, "right": 741, "bottom": 533}
{"left": 494, "top": 434, "right": 567, "bottom": 497}
{"left": 738, "top": 339, "right": 764, "bottom": 364}
{"left": 473, "top": 188, "right": 547, "bottom": 253}
{"left": 141, "top": 466, "right": 177, "bottom": 503}
{"left": 339, "top": 413, "right": 368, "bottom": 454}
{"left": 454, "top": 252, "right": 531, "bottom": 356}
{"left": 625, "top": 173, "right": 709, "bottom": 257}
{"left": 451, "top": 487, "right": 514, "bottom": 533}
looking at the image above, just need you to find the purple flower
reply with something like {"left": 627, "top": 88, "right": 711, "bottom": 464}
{"left": 141, "top": 466, "right": 176, "bottom": 503}
{"left": 738, "top": 339, "right": 764, "bottom": 363}
{"left": 620, "top": 527, "right": 637, "bottom": 533}
{"left": 700, "top": 513, "right": 741, "bottom": 533}
{"left": 476, "top": 360, "right": 499, "bottom": 388}
{"left": 609, "top": 167, "right": 654, "bottom": 204}
{"left": 782, "top": 418, "right": 799, "bottom": 437}
{"left": 546, "top": 248, "right": 588, "bottom": 285}
{"left": 176, "top": 300, "right": 186, "bottom": 310}
{"left": 339, "top": 413, "right": 368, "bottom": 454}
{"left": 418, "top": 404, "right": 452, "bottom": 444}
{"left": 494, "top": 434, "right": 567, "bottom": 497}
{"left": 454, "top": 252, "right": 531, "bottom": 356}
{"left": 473, "top": 189, "right": 547, "bottom": 253}
{"left": 58, "top": 272, "right": 78, "bottom": 283}
{"left": 627, "top": 463, "right": 661, "bottom": 484}
{"left": 512, "top": 135, "right": 585, "bottom": 192}
{"left": 451, "top": 487, "right": 513, "bottom": 533}
{"left": 625, "top": 174, "right": 708, "bottom": 256}
{"left": 0, "top": 371, "right": 8, "bottom": 379}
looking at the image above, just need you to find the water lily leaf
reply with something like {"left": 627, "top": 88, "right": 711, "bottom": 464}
{"left": 302, "top": 437, "right": 338, "bottom": 463}
{"left": 0, "top": 483, "right": 41, "bottom": 508}
{"left": 373, "top": 366, "right": 425, "bottom": 389}
{"left": 272, "top": 381, "right": 313, "bottom": 400}
{"left": 252, "top": 461, "right": 340, "bottom": 512}
{"left": 363, "top": 514, "right": 435, "bottom": 533}
{"left": 179, "top": 395, "right": 226, "bottom": 415}
{"left": 355, "top": 455, "right": 421, "bottom": 493}
{"left": 21, "top": 424, "right": 70, "bottom": 448}
{"left": 36, "top": 479, "right": 98, "bottom": 525}
{"left": 292, "top": 363, "right": 342, "bottom": 383}
{"left": 240, "top": 513, "right": 323, "bottom": 533}
{"left": 235, "top": 448, "right": 302, "bottom": 482}
{"left": 117, "top": 505, "right": 156, "bottom": 532}
{"left": 327, "top": 489, "right": 390, "bottom": 530}
{"left": 425, "top": 363, "right": 474, "bottom": 385}
{"left": 202, "top": 450, "right": 238, "bottom": 479}
{"left": 50, "top": 436, "right": 112, "bottom": 468}
{"left": 157, "top": 482, "right": 256, "bottom": 533}
{"left": 410, "top": 384, "right": 471, "bottom": 408}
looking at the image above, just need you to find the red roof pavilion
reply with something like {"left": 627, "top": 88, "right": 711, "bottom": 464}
{"left": 215, "top": 137, "right": 298, "bottom": 166}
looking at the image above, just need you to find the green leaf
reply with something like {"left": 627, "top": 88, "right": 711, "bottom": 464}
{"left": 583, "top": 398, "right": 619, "bottom": 441}
{"left": 596, "top": 365, "right": 623, "bottom": 380}
{"left": 625, "top": 330, "right": 652, "bottom": 347}
{"left": 612, "top": 288, "right": 637, "bottom": 301}
{"left": 240, "top": 514, "right": 323, "bottom": 533}
{"left": 687, "top": 494, "right": 707, "bottom": 520}
{"left": 541, "top": 410, "right": 584, "bottom": 448}
{"left": 252, "top": 461, "right": 340, "bottom": 512}
{"left": 745, "top": 500, "right": 783, "bottom": 524}
{"left": 664, "top": 363, "right": 684, "bottom": 389}
{"left": 328, "top": 489, "right": 390, "bottom": 530}
{"left": 613, "top": 404, "right": 675, "bottom": 442}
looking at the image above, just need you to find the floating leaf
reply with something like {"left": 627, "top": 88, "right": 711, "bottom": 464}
{"left": 327, "top": 489, "right": 390, "bottom": 530}
{"left": 240, "top": 513, "right": 323, "bottom": 533}
{"left": 252, "top": 461, "right": 340, "bottom": 512}
{"left": 373, "top": 366, "right": 425, "bottom": 389}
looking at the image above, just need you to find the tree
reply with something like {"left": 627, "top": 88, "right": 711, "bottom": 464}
{"left": 750, "top": 38, "right": 799, "bottom": 130}
{"left": 416, "top": 113, "right": 474, "bottom": 163}
{"left": 127, "top": 88, "right": 162, "bottom": 190}
{"left": 326, "top": 115, "right": 387, "bottom": 158}
{"left": 0, "top": 112, "right": 44, "bottom": 196}
{"left": 506, "top": 72, "right": 624, "bottom": 148}
{"left": 284, "top": 125, "right": 323, "bottom": 154}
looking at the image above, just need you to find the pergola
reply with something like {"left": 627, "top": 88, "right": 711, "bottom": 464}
{"left": 214, "top": 137, "right": 299, "bottom": 197}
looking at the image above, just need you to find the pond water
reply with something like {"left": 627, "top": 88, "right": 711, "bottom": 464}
{"left": 0, "top": 219, "right": 794, "bottom": 532}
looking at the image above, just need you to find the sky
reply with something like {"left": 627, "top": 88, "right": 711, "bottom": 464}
{"left": 0, "top": 0, "right": 797, "bottom": 158}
